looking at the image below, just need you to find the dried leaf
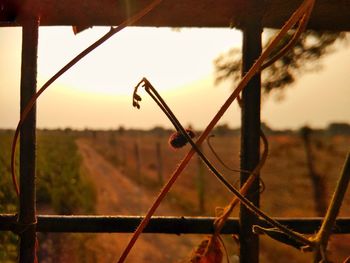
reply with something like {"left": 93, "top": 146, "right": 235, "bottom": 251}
{"left": 168, "top": 129, "right": 196, "bottom": 149}
{"left": 188, "top": 236, "right": 223, "bottom": 263}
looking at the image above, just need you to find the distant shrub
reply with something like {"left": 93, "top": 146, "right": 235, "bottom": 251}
{"left": 36, "top": 133, "right": 95, "bottom": 214}
{"left": 0, "top": 131, "right": 96, "bottom": 261}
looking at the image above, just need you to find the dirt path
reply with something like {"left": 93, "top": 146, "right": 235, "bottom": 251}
{"left": 76, "top": 139, "right": 199, "bottom": 263}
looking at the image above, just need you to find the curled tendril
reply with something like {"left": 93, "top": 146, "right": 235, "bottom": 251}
{"left": 132, "top": 78, "right": 146, "bottom": 109}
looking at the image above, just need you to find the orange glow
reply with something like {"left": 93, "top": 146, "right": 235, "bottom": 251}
{"left": 0, "top": 27, "right": 349, "bottom": 130}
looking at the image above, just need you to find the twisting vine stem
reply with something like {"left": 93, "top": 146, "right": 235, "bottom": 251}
{"left": 213, "top": 128, "right": 268, "bottom": 232}
{"left": 134, "top": 78, "right": 251, "bottom": 198}
{"left": 10, "top": 0, "right": 163, "bottom": 196}
{"left": 260, "top": 1, "right": 314, "bottom": 70}
{"left": 207, "top": 135, "right": 250, "bottom": 174}
{"left": 136, "top": 78, "right": 313, "bottom": 246}
{"left": 207, "top": 134, "right": 266, "bottom": 194}
{"left": 118, "top": 1, "right": 316, "bottom": 261}
{"left": 312, "top": 153, "right": 350, "bottom": 262}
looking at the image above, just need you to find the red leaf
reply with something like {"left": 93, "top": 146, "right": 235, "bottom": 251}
{"left": 188, "top": 236, "right": 223, "bottom": 263}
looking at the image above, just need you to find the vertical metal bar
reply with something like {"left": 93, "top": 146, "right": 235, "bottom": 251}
{"left": 239, "top": 20, "right": 262, "bottom": 263}
{"left": 18, "top": 18, "right": 39, "bottom": 263}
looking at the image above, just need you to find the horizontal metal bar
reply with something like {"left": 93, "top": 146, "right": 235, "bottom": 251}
{"left": 0, "top": 1, "right": 350, "bottom": 30}
{"left": 1, "top": 214, "right": 350, "bottom": 234}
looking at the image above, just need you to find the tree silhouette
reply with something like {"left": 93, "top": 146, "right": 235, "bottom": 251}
{"left": 215, "top": 31, "right": 347, "bottom": 97}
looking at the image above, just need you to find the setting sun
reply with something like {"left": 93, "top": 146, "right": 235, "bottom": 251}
{"left": 0, "top": 26, "right": 349, "bottom": 130}
{"left": 1, "top": 1, "right": 350, "bottom": 262}
{"left": 37, "top": 27, "right": 242, "bottom": 95}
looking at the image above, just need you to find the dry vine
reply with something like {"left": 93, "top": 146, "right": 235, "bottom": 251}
{"left": 117, "top": 1, "right": 318, "bottom": 262}
{"left": 9, "top": 0, "right": 163, "bottom": 261}
{"left": 10, "top": 0, "right": 163, "bottom": 196}
{"left": 9, "top": 0, "right": 350, "bottom": 262}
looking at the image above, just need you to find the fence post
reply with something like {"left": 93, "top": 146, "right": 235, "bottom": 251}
{"left": 196, "top": 145, "right": 205, "bottom": 213}
{"left": 156, "top": 142, "right": 164, "bottom": 185}
{"left": 18, "top": 18, "right": 39, "bottom": 263}
{"left": 120, "top": 141, "right": 126, "bottom": 170}
{"left": 300, "top": 126, "right": 328, "bottom": 216}
{"left": 239, "top": 13, "right": 262, "bottom": 263}
{"left": 134, "top": 142, "right": 141, "bottom": 183}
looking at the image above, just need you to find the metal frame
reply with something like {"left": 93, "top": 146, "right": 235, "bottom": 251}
{"left": 2, "top": 215, "right": 350, "bottom": 234}
{"left": 240, "top": 17, "right": 263, "bottom": 263}
{"left": 2, "top": 1, "right": 350, "bottom": 30}
{"left": 1, "top": 5, "right": 350, "bottom": 263}
{"left": 18, "top": 18, "right": 39, "bottom": 263}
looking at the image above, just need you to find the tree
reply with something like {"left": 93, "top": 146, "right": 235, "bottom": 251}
{"left": 327, "top": 122, "right": 350, "bottom": 135}
{"left": 214, "top": 31, "right": 347, "bottom": 98}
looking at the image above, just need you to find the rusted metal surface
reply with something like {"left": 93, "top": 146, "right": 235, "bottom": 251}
{"left": 0, "top": 0, "right": 350, "bottom": 30}
{"left": 239, "top": 10, "right": 262, "bottom": 263}
{"left": 0, "top": 1, "right": 348, "bottom": 262}
{"left": 2, "top": 214, "right": 350, "bottom": 234}
{"left": 18, "top": 18, "right": 38, "bottom": 263}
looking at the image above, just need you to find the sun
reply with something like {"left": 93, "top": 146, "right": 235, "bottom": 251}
{"left": 37, "top": 26, "right": 241, "bottom": 95}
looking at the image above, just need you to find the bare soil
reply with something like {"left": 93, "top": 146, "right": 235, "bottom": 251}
{"left": 76, "top": 139, "right": 200, "bottom": 263}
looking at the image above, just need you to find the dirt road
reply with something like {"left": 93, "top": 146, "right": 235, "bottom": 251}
{"left": 76, "top": 139, "right": 200, "bottom": 263}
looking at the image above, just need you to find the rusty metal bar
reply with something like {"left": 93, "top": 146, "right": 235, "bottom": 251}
{"left": 2, "top": 214, "right": 350, "bottom": 234}
{"left": 18, "top": 18, "right": 39, "bottom": 263}
{"left": 240, "top": 14, "right": 263, "bottom": 263}
{"left": 1, "top": 1, "right": 350, "bottom": 31}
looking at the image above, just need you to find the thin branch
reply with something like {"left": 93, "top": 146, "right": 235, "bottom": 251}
{"left": 11, "top": 0, "right": 163, "bottom": 196}
{"left": 207, "top": 135, "right": 250, "bottom": 174}
{"left": 118, "top": 0, "right": 316, "bottom": 261}
{"left": 142, "top": 79, "right": 248, "bottom": 197}
{"left": 260, "top": 3, "right": 313, "bottom": 70}
{"left": 313, "top": 153, "right": 350, "bottom": 262}
{"left": 140, "top": 78, "right": 313, "bottom": 248}
{"left": 213, "top": 130, "right": 268, "bottom": 233}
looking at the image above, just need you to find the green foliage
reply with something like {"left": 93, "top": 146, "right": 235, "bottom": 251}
{"left": 0, "top": 130, "right": 96, "bottom": 261}
{"left": 0, "top": 132, "right": 18, "bottom": 213}
{"left": 0, "top": 132, "right": 18, "bottom": 262}
{"left": 36, "top": 132, "right": 96, "bottom": 214}
{"left": 215, "top": 31, "right": 347, "bottom": 97}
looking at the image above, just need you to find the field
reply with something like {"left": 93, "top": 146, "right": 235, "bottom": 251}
{"left": 86, "top": 128, "right": 350, "bottom": 262}
{"left": 0, "top": 130, "right": 95, "bottom": 262}
{"left": 1, "top": 128, "right": 350, "bottom": 262}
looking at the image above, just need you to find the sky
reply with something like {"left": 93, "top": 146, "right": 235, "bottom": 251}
{"left": 0, "top": 26, "right": 349, "bottom": 131}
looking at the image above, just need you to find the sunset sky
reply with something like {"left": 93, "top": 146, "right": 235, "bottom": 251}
{"left": 0, "top": 26, "right": 349, "bottom": 130}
